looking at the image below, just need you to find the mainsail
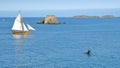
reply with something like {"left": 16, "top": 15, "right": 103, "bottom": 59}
{"left": 12, "top": 12, "right": 29, "bottom": 31}
{"left": 27, "top": 24, "right": 36, "bottom": 31}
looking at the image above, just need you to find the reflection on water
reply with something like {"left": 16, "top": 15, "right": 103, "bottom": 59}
{"left": 13, "top": 35, "right": 30, "bottom": 39}
{"left": 13, "top": 35, "right": 23, "bottom": 39}
{"left": 14, "top": 40, "right": 30, "bottom": 67}
{"left": 13, "top": 35, "right": 31, "bottom": 67}
{"left": 12, "top": 35, "right": 31, "bottom": 44}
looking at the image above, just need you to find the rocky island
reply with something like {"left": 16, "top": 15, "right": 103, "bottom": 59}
{"left": 73, "top": 15, "right": 116, "bottom": 18}
{"left": 37, "top": 15, "right": 59, "bottom": 24}
{"left": 73, "top": 15, "right": 100, "bottom": 18}
{"left": 101, "top": 15, "right": 116, "bottom": 18}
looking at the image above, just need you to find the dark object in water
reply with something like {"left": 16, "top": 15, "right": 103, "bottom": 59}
{"left": 62, "top": 22, "right": 66, "bottom": 24}
{"left": 86, "top": 49, "right": 91, "bottom": 55}
{"left": 37, "top": 20, "right": 44, "bottom": 24}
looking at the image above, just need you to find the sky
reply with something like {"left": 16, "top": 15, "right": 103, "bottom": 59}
{"left": 0, "top": 0, "right": 120, "bottom": 17}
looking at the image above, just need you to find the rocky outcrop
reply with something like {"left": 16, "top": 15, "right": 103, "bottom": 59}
{"left": 73, "top": 15, "right": 100, "bottom": 18}
{"left": 44, "top": 15, "right": 58, "bottom": 24}
{"left": 36, "top": 20, "right": 44, "bottom": 24}
{"left": 101, "top": 15, "right": 116, "bottom": 18}
{"left": 37, "top": 15, "right": 59, "bottom": 24}
{"left": 73, "top": 15, "right": 116, "bottom": 18}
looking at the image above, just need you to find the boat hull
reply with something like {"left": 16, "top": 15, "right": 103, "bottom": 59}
{"left": 12, "top": 31, "right": 29, "bottom": 35}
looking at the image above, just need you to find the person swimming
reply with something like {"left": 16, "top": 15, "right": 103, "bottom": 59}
{"left": 86, "top": 49, "right": 91, "bottom": 55}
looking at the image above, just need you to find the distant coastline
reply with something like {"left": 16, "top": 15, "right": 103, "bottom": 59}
{"left": 73, "top": 15, "right": 116, "bottom": 18}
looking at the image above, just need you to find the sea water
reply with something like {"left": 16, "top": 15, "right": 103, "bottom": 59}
{"left": 0, "top": 17, "right": 120, "bottom": 68}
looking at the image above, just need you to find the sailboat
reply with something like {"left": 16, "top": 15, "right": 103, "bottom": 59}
{"left": 12, "top": 11, "right": 29, "bottom": 35}
{"left": 12, "top": 11, "right": 35, "bottom": 35}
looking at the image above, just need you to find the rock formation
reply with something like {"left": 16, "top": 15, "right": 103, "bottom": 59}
{"left": 37, "top": 15, "right": 59, "bottom": 24}
{"left": 44, "top": 15, "right": 58, "bottom": 24}
{"left": 73, "top": 15, "right": 100, "bottom": 18}
{"left": 37, "top": 20, "right": 44, "bottom": 24}
{"left": 101, "top": 15, "right": 116, "bottom": 18}
{"left": 73, "top": 15, "right": 116, "bottom": 18}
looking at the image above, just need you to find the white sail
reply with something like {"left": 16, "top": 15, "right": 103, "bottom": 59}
{"left": 12, "top": 12, "right": 29, "bottom": 31}
{"left": 23, "top": 23, "right": 29, "bottom": 31}
{"left": 27, "top": 24, "right": 36, "bottom": 31}
{"left": 12, "top": 13, "right": 23, "bottom": 31}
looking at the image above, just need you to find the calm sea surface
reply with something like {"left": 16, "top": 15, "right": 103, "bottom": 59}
{"left": 0, "top": 17, "right": 120, "bottom": 68}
